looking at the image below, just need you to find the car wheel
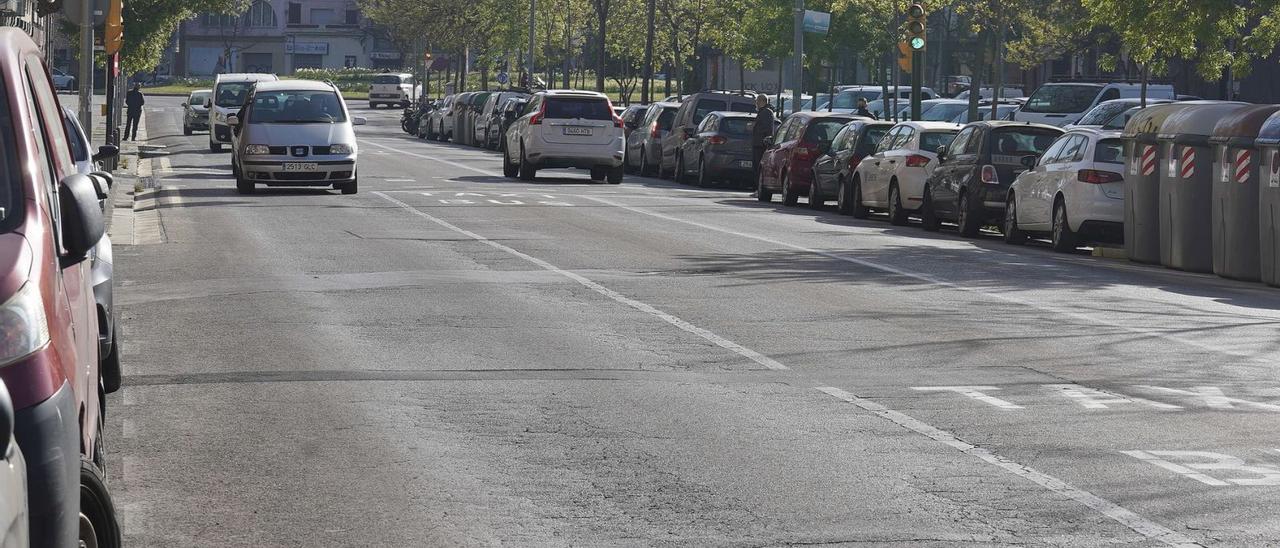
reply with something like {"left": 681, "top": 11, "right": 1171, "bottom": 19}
{"left": 921, "top": 188, "right": 941, "bottom": 232}
{"left": 183, "top": 124, "right": 192, "bottom": 136}
{"left": 209, "top": 141, "right": 222, "bottom": 153}
{"left": 235, "top": 175, "right": 255, "bottom": 195}
{"left": 697, "top": 157, "right": 712, "bottom": 187}
{"left": 607, "top": 165, "right": 624, "bottom": 184}
{"left": 518, "top": 144, "right": 537, "bottom": 181}
{"left": 851, "top": 178, "right": 869, "bottom": 219}
{"left": 80, "top": 462, "right": 122, "bottom": 548}
{"left": 782, "top": 171, "right": 799, "bottom": 206}
{"left": 1051, "top": 199, "right": 1078, "bottom": 252}
{"left": 836, "top": 178, "right": 852, "bottom": 215}
{"left": 503, "top": 149, "right": 519, "bottom": 178}
{"left": 340, "top": 177, "right": 359, "bottom": 195}
{"left": 958, "top": 192, "right": 981, "bottom": 237}
{"left": 808, "top": 171, "right": 824, "bottom": 210}
{"left": 1004, "top": 194, "right": 1028, "bottom": 245}
{"left": 888, "top": 182, "right": 907, "bottom": 226}
{"left": 675, "top": 153, "right": 689, "bottom": 184}
{"left": 102, "top": 326, "right": 121, "bottom": 394}
{"left": 756, "top": 171, "right": 773, "bottom": 202}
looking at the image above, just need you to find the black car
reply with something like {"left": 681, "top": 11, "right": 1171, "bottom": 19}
{"left": 620, "top": 104, "right": 648, "bottom": 140}
{"left": 414, "top": 101, "right": 436, "bottom": 138}
{"left": 921, "top": 121, "right": 1062, "bottom": 236}
{"left": 811, "top": 120, "right": 894, "bottom": 212}
{"left": 674, "top": 111, "right": 760, "bottom": 187}
{"left": 495, "top": 97, "right": 529, "bottom": 152}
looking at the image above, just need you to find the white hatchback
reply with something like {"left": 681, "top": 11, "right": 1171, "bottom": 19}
{"left": 1005, "top": 128, "right": 1126, "bottom": 251}
{"left": 850, "top": 121, "right": 960, "bottom": 224}
{"left": 503, "top": 90, "right": 625, "bottom": 183}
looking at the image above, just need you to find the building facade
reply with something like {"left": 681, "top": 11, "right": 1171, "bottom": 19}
{"left": 0, "top": 0, "right": 49, "bottom": 51}
{"left": 175, "top": 0, "right": 403, "bottom": 77}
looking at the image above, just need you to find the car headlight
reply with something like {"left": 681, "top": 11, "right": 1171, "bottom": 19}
{"left": 0, "top": 282, "right": 49, "bottom": 367}
{"left": 329, "top": 143, "right": 354, "bottom": 155}
{"left": 244, "top": 144, "right": 271, "bottom": 155}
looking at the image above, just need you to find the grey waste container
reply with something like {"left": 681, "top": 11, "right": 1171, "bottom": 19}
{"left": 1209, "top": 105, "right": 1280, "bottom": 281}
{"left": 1122, "top": 103, "right": 1197, "bottom": 264}
{"left": 1155, "top": 102, "right": 1249, "bottom": 272}
{"left": 1258, "top": 112, "right": 1280, "bottom": 287}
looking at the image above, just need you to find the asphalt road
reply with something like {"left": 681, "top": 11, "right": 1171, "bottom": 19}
{"left": 109, "top": 95, "right": 1280, "bottom": 547}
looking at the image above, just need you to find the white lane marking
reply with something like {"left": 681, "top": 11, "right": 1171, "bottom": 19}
{"left": 1134, "top": 386, "right": 1280, "bottom": 412}
{"left": 384, "top": 178, "right": 416, "bottom": 182}
{"left": 373, "top": 191, "right": 788, "bottom": 371}
{"left": 911, "top": 386, "right": 1023, "bottom": 409}
{"left": 1045, "top": 384, "right": 1182, "bottom": 410}
{"left": 1122, "top": 450, "right": 1280, "bottom": 486}
{"left": 819, "top": 387, "right": 1200, "bottom": 547}
{"left": 1121, "top": 451, "right": 1231, "bottom": 486}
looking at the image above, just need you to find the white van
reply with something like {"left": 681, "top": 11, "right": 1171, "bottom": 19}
{"left": 369, "top": 73, "right": 419, "bottom": 108}
{"left": 208, "top": 72, "right": 278, "bottom": 152}
{"left": 1013, "top": 82, "right": 1176, "bottom": 126}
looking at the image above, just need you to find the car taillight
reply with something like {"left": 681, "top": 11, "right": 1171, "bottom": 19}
{"left": 530, "top": 101, "right": 546, "bottom": 125}
{"left": 708, "top": 136, "right": 727, "bottom": 145}
{"left": 650, "top": 123, "right": 660, "bottom": 139}
{"left": 613, "top": 116, "right": 624, "bottom": 128}
{"left": 1077, "top": 169, "right": 1123, "bottom": 184}
{"left": 905, "top": 154, "right": 930, "bottom": 167}
{"left": 980, "top": 164, "right": 1000, "bottom": 184}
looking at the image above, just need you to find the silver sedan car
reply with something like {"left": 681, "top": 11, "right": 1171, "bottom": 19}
{"left": 182, "top": 89, "right": 211, "bottom": 135}
{"left": 229, "top": 80, "right": 366, "bottom": 194}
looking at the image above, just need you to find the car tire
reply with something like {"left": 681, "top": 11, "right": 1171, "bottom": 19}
{"left": 503, "top": 149, "right": 519, "bottom": 178}
{"left": 607, "top": 165, "right": 624, "bottom": 184}
{"left": 210, "top": 141, "right": 222, "bottom": 153}
{"left": 697, "top": 157, "right": 711, "bottom": 187}
{"left": 80, "top": 461, "right": 122, "bottom": 548}
{"left": 921, "top": 188, "right": 941, "bottom": 232}
{"left": 183, "top": 124, "right": 192, "bottom": 136}
{"left": 836, "top": 178, "right": 852, "bottom": 215}
{"left": 518, "top": 145, "right": 537, "bottom": 181}
{"left": 1051, "top": 199, "right": 1078, "bottom": 252}
{"left": 640, "top": 150, "right": 655, "bottom": 177}
{"left": 808, "top": 171, "right": 824, "bottom": 210}
{"left": 756, "top": 171, "right": 773, "bottom": 202}
{"left": 781, "top": 171, "right": 799, "bottom": 207}
{"left": 1004, "top": 194, "right": 1028, "bottom": 245}
{"left": 341, "top": 178, "right": 358, "bottom": 195}
{"left": 102, "top": 327, "right": 121, "bottom": 394}
{"left": 958, "top": 192, "right": 981, "bottom": 237}
{"left": 235, "top": 174, "right": 255, "bottom": 195}
{"left": 888, "top": 182, "right": 907, "bottom": 226}
{"left": 674, "top": 153, "right": 686, "bottom": 183}
{"left": 851, "top": 178, "right": 869, "bottom": 219}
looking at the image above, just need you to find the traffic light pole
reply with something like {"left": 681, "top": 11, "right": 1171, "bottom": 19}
{"left": 911, "top": 51, "right": 922, "bottom": 120}
{"left": 792, "top": 0, "right": 804, "bottom": 118}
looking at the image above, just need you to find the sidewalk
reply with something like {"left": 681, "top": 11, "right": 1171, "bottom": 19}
{"left": 66, "top": 93, "right": 161, "bottom": 246}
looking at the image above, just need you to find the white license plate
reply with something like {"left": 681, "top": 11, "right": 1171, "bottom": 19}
{"left": 737, "top": 160, "right": 753, "bottom": 168}
{"left": 283, "top": 162, "right": 319, "bottom": 172}
{"left": 563, "top": 127, "right": 592, "bottom": 136}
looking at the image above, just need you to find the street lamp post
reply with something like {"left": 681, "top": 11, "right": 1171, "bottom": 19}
{"left": 792, "top": 0, "right": 803, "bottom": 118}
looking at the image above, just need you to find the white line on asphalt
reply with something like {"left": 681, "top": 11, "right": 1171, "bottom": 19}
{"left": 384, "top": 178, "right": 416, "bottom": 182}
{"left": 818, "top": 387, "right": 1200, "bottom": 547}
{"left": 372, "top": 191, "right": 789, "bottom": 371}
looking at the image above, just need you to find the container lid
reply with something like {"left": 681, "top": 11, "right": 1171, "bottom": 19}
{"left": 1155, "top": 102, "right": 1250, "bottom": 143}
{"left": 1254, "top": 109, "right": 1280, "bottom": 146}
{"left": 1121, "top": 102, "right": 1199, "bottom": 142}
{"left": 1208, "top": 104, "right": 1280, "bottom": 148}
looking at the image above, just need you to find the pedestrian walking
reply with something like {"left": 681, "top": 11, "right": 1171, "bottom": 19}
{"left": 752, "top": 94, "right": 775, "bottom": 187}
{"left": 125, "top": 83, "right": 145, "bottom": 141}
{"left": 854, "top": 97, "right": 877, "bottom": 119}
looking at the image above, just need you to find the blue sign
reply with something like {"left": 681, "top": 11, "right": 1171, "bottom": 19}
{"left": 802, "top": 10, "right": 831, "bottom": 34}
{"left": 497, "top": 71, "right": 510, "bottom": 85}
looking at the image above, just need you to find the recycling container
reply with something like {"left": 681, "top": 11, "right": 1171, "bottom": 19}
{"left": 1255, "top": 111, "right": 1280, "bottom": 286}
{"left": 1122, "top": 103, "right": 1198, "bottom": 264}
{"left": 1155, "top": 102, "right": 1249, "bottom": 272}
{"left": 1208, "top": 104, "right": 1280, "bottom": 282}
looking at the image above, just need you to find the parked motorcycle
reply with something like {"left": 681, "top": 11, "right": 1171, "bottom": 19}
{"left": 401, "top": 103, "right": 419, "bottom": 135}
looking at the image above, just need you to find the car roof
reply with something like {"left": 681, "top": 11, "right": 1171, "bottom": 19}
{"left": 1065, "top": 127, "right": 1123, "bottom": 138}
{"left": 189, "top": 88, "right": 212, "bottom": 95}
{"left": 215, "top": 73, "right": 278, "bottom": 83}
{"left": 253, "top": 79, "right": 337, "bottom": 93}
{"left": 792, "top": 111, "right": 862, "bottom": 120}
{"left": 970, "top": 120, "right": 1063, "bottom": 131}
{"left": 542, "top": 89, "right": 608, "bottom": 98}
{"left": 894, "top": 121, "right": 962, "bottom": 131}
{"left": 711, "top": 111, "right": 756, "bottom": 118}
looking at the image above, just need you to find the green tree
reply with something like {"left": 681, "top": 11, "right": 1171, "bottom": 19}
{"left": 120, "top": 0, "right": 249, "bottom": 73}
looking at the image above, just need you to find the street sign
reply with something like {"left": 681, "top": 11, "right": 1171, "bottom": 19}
{"left": 497, "top": 71, "right": 510, "bottom": 85}
{"left": 802, "top": 10, "right": 830, "bottom": 34}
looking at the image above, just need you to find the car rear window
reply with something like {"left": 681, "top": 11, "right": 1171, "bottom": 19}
{"left": 832, "top": 90, "right": 882, "bottom": 109}
{"left": 1023, "top": 84, "right": 1100, "bottom": 114}
{"left": 373, "top": 75, "right": 406, "bottom": 85}
{"left": 920, "top": 131, "right": 958, "bottom": 152}
{"left": 1094, "top": 138, "right": 1124, "bottom": 163}
{"left": 545, "top": 98, "right": 612, "bottom": 120}
{"left": 729, "top": 102, "right": 756, "bottom": 113}
{"left": 719, "top": 118, "right": 753, "bottom": 136}
{"left": 657, "top": 108, "right": 676, "bottom": 130}
{"left": 922, "top": 103, "right": 968, "bottom": 121}
{"left": 804, "top": 119, "right": 852, "bottom": 142}
{"left": 991, "top": 128, "right": 1062, "bottom": 157}
{"left": 1076, "top": 100, "right": 1137, "bottom": 126}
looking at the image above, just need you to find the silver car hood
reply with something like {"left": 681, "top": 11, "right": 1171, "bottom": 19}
{"left": 243, "top": 122, "right": 354, "bottom": 147}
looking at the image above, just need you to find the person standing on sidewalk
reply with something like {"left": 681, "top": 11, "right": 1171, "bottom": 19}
{"left": 125, "top": 83, "right": 145, "bottom": 141}
{"left": 752, "top": 93, "right": 775, "bottom": 187}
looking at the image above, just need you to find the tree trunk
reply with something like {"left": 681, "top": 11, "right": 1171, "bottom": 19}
{"left": 642, "top": 0, "right": 655, "bottom": 103}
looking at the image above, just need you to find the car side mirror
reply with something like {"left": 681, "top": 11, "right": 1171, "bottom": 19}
{"left": 227, "top": 114, "right": 239, "bottom": 126}
{"left": 681, "top": 127, "right": 695, "bottom": 139}
{"left": 58, "top": 173, "right": 105, "bottom": 267}
{"left": 180, "top": 102, "right": 187, "bottom": 107}
{"left": 1021, "top": 154, "right": 1038, "bottom": 169}
{"left": 0, "top": 380, "right": 12, "bottom": 458}
{"left": 763, "top": 136, "right": 774, "bottom": 148}
{"left": 92, "top": 145, "right": 119, "bottom": 163}
{"left": 352, "top": 116, "right": 367, "bottom": 126}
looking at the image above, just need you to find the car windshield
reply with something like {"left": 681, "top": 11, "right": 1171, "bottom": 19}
{"left": 920, "top": 131, "right": 958, "bottom": 152}
{"left": 1076, "top": 101, "right": 1138, "bottom": 126}
{"left": 248, "top": 90, "right": 347, "bottom": 124}
{"left": 805, "top": 119, "right": 851, "bottom": 142}
{"left": 215, "top": 82, "right": 254, "bottom": 107}
{"left": 831, "top": 90, "right": 883, "bottom": 109}
{"left": 922, "top": 103, "right": 968, "bottom": 121}
{"left": 190, "top": 91, "right": 211, "bottom": 106}
{"left": 991, "top": 128, "right": 1062, "bottom": 157}
{"left": 545, "top": 98, "right": 612, "bottom": 120}
{"left": 1094, "top": 138, "right": 1124, "bottom": 163}
{"left": 1023, "top": 84, "right": 1100, "bottom": 114}
{"left": 719, "top": 118, "right": 753, "bottom": 136}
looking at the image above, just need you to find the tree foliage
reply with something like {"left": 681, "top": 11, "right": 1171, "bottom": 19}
{"left": 121, "top": 0, "right": 248, "bottom": 73}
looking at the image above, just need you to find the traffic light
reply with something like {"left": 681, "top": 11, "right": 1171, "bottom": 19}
{"left": 906, "top": 3, "right": 927, "bottom": 51}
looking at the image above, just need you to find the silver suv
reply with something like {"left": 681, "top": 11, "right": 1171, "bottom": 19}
{"left": 229, "top": 80, "right": 366, "bottom": 194}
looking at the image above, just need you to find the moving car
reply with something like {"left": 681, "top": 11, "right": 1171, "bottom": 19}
{"left": 921, "top": 120, "right": 1063, "bottom": 236}
{"left": 0, "top": 27, "right": 120, "bottom": 548}
{"left": 1005, "top": 128, "right": 1125, "bottom": 251}
{"left": 368, "top": 72, "right": 418, "bottom": 108}
{"left": 1013, "top": 82, "right": 1176, "bottom": 126}
{"left": 208, "top": 72, "right": 278, "bottom": 152}
{"left": 811, "top": 120, "right": 894, "bottom": 214}
{"left": 230, "top": 80, "right": 367, "bottom": 194}
{"left": 182, "top": 88, "right": 212, "bottom": 135}
{"left": 661, "top": 91, "right": 757, "bottom": 177}
{"left": 757, "top": 111, "right": 862, "bottom": 206}
{"left": 849, "top": 121, "right": 961, "bottom": 223}
{"left": 502, "top": 89, "right": 625, "bottom": 183}
{"left": 625, "top": 101, "right": 678, "bottom": 176}
{"left": 673, "top": 111, "right": 759, "bottom": 187}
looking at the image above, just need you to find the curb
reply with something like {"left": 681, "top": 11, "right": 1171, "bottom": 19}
{"left": 1092, "top": 246, "right": 1127, "bottom": 260}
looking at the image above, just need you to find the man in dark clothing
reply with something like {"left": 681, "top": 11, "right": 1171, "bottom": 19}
{"left": 854, "top": 97, "right": 877, "bottom": 119}
{"left": 125, "top": 83, "right": 145, "bottom": 140}
{"left": 751, "top": 94, "right": 775, "bottom": 185}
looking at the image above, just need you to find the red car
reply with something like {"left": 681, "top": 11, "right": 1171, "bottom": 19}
{"left": 757, "top": 111, "right": 862, "bottom": 206}
{"left": 0, "top": 29, "right": 120, "bottom": 547}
